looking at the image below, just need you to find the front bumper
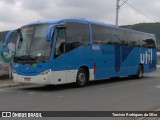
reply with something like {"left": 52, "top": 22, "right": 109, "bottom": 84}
{"left": 12, "top": 73, "right": 51, "bottom": 85}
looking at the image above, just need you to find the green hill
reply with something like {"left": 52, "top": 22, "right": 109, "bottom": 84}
{"left": 121, "top": 23, "right": 160, "bottom": 51}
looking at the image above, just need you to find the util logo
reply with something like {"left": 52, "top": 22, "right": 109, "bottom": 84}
{"left": 140, "top": 49, "right": 152, "bottom": 64}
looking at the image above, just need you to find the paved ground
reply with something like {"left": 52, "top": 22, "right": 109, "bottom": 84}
{"left": 0, "top": 70, "right": 160, "bottom": 120}
{"left": 0, "top": 75, "right": 20, "bottom": 88}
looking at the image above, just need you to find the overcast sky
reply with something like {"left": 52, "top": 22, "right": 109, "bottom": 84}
{"left": 0, "top": 0, "right": 160, "bottom": 31}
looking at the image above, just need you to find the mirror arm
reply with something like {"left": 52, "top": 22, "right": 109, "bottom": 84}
{"left": 46, "top": 25, "right": 55, "bottom": 42}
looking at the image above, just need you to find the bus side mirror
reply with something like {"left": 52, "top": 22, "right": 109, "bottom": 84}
{"left": 46, "top": 25, "right": 55, "bottom": 42}
{"left": 5, "top": 30, "right": 17, "bottom": 46}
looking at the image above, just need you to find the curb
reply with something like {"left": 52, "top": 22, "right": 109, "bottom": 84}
{"left": 0, "top": 83, "right": 20, "bottom": 88}
{"left": 0, "top": 83, "right": 30, "bottom": 88}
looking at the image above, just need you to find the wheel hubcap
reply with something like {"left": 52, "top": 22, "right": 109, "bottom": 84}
{"left": 139, "top": 67, "right": 142, "bottom": 77}
{"left": 139, "top": 70, "right": 142, "bottom": 77}
{"left": 78, "top": 73, "right": 86, "bottom": 84}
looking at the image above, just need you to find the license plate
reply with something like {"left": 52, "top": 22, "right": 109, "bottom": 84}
{"left": 24, "top": 77, "right": 31, "bottom": 81}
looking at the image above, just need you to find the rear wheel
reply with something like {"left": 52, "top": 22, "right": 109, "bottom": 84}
{"left": 75, "top": 68, "right": 88, "bottom": 87}
{"left": 136, "top": 65, "right": 143, "bottom": 79}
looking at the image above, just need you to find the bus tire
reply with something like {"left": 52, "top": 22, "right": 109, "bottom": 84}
{"left": 75, "top": 68, "right": 88, "bottom": 87}
{"left": 136, "top": 65, "right": 143, "bottom": 79}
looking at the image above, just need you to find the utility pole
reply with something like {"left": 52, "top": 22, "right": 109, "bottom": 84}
{"left": 116, "top": 0, "right": 120, "bottom": 26}
{"left": 116, "top": 0, "right": 128, "bottom": 26}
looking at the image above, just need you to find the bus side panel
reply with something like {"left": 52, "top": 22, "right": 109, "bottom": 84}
{"left": 52, "top": 45, "right": 92, "bottom": 84}
{"left": 92, "top": 45, "right": 157, "bottom": 80}
{"left": 140, "top": 48, "right": 157, "bottom": 73}
{"left": 121, "top": 46, "right": 136, "bottom": 76}
{"left": 118, "top": 47, "right": 157, "bottom": 76}
{"left": 92, "top": 44, "right": 133, "bottom": 79}
{"left": 113, "top": 45, "right": 138, "bottom": 77}
{"left": 91, "top": 44, "right": 115, "bottom": 80}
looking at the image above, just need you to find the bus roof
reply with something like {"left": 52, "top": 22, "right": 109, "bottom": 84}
{"left": 22, "top": 18, "right": 155, "bottom": 37}
{"left": 22, "top": 18, "right": 116, "bottom": 28}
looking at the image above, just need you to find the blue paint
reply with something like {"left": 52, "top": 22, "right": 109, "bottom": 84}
{"left": 122, "top": 46, "right": 134, "bottom": 62}
{"left": 9, "top": 18, "right": 157, "bottom": 82}
{"left": 115, "top": 45, "right": 121, "bottom": 72}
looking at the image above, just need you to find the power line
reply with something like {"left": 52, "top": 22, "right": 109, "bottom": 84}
{"left": 121, "top": 0, "right": 158, "bottom": 23}
{"left": 119, "top": 0, "right": 128, "bottom": 7}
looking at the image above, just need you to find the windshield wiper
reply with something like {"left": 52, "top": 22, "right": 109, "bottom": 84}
{"left": 14, "top": 55, "right": 48, "bottom": 64}
{"left": 14, "top": 55, "right": 37, "bottom": 63}
{"left": 34, "top": 56, "right": 49, "bottom": 62}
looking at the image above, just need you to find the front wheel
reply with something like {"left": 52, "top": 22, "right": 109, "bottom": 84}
{"left": 75, "top": 68, "right": 88, "bottom": 87}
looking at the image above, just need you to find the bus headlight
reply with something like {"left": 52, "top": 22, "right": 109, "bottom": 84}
{"left": 39, "top": 69, "right": 51, "bottom": 75}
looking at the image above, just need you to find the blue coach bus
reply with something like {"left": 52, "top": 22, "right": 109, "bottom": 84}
{"left": 5, "top": 18, "right": 157, "bottom": 87}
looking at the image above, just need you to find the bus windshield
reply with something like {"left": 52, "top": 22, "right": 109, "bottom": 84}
{"left": 15, "top": 24, "right": 52, "bottom": 63}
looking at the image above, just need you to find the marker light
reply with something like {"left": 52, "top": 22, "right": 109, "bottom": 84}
{"left": 39, "top": 69, "right": 51, "bottom": 75}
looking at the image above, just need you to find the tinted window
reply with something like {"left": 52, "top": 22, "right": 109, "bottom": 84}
{"left": 110, "top": 28, "right": 128, "bottom": 45}
{"left": 127, "top": 31, "right": 156, "bottom": 48}
{"left": 65, "top": 22, "right": 90, "bottom": 52}
{"left": 143, "top": 35, "right": 156, "bottom": 48}
{"left": 92, "top": 24, "right": 111, "bottom": 44}
{"left": 92, "top": 24, "right": 156, "bottom": 48}
{"left": 128, "top": 32, "right": 141, "bottom": 47}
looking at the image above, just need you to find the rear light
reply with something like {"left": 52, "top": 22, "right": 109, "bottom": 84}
{"left": 94, "top": 63, "right": 96, "bottom": 75}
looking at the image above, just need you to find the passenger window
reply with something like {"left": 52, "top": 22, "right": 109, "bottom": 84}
{"left": 54, "top": 29, "right": 66, "bottom": 58}
{"left": 66, "top": 22, "right": 90, "bottom": 52}
{"left": 92, "top": 24, "right": 111, "bottom": 44}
